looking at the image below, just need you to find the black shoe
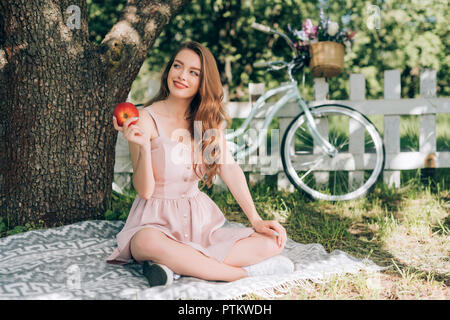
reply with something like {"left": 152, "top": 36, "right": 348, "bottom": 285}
{"left": 142, "top": 261, "right": 174, "bottom": 287}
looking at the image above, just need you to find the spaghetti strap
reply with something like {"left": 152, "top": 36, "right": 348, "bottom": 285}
{"left": 144, "top": 107, "right": 165, "bottom": 139}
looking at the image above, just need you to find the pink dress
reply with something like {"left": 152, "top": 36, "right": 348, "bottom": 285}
{"left": 106, "top": 106, "right": 255, "bottom": 265}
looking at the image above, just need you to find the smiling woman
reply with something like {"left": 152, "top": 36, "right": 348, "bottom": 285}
{"left": 107, "top": 41, "right": 293, "bottom": 287}
{"left": 143, "top": 41, "right": 227, "bottom": 188}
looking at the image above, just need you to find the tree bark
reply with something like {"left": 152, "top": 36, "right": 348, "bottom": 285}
{"left": 0, "top": 0, "right": 191, "bottom": 228}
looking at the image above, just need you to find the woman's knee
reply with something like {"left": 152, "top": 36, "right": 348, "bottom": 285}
{"left": 130, "top": 228, "right": 167, "bottom": 261}
{"left": 258, "top": 233, "right": 284, "bottom": 258}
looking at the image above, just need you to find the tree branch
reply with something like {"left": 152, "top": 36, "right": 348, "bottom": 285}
{"left": 99, "top": 0, "right": 192, "bottom": 76}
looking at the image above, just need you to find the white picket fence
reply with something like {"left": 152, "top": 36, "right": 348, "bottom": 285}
{"left": 114, "top": 69, "right": 449, "bottom": 193}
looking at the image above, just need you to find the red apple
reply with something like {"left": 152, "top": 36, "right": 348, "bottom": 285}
{"left": 113, "top": 102, "right": 139, "bottom": 127}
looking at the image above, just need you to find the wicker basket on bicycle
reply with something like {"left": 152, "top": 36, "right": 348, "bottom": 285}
{"left": 309, "top": 41, "right": 344, "bottom": 78}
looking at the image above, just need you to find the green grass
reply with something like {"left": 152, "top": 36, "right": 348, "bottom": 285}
{"left": 230, "top": 172, "right": 449, "bottom": 299}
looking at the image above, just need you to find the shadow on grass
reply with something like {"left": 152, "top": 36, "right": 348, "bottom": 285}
{"left": 211, "top": 174, "right": 449, "bottom": 287}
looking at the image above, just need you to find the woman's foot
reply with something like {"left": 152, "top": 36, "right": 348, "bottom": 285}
{"left": 242, "top": 255, "right": 295, "bottom": 277}
{"left": 142, "top": 261, "right": 179, "bottom": 287}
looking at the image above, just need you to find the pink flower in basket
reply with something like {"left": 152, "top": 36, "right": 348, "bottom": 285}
{"left": 302, "top": 19, "right": 318, "bottom": 39}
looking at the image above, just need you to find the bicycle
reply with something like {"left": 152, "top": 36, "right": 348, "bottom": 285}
{"left": 225, "top": 22, "right": 385, "bottom": 201}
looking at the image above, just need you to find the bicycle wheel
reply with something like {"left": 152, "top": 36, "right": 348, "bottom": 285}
{"left": 281, "top": 104, "right": 385, "bottom": 201}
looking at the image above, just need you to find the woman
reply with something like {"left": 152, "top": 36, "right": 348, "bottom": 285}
{"left": 107, "top": 41, "right": 294, "bottom": 286}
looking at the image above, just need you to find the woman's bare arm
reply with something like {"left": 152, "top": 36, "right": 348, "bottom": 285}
{"left": 217, "top": 129, "right": 262, "bottom": 225}
{"left": 129, "top": 109, "right": 156, "bottom": 199}
{"left": 216, "top": 128, "right": 287, "bottom": 246}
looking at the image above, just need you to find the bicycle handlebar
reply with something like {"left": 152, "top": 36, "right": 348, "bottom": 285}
{"left": 250, "top": 22, "right": 272, "bottom": 34}
{"left": 253, "top": 61, "right": 270, "bottom": 68}
{"left": 250, "top": 21, "right": 303, "bottom": 78}
{"left": 250, "top": 22, "right": 297, "bottom": 56}
{"left": 253, "top": 60, "right": 288, "bottom": 69}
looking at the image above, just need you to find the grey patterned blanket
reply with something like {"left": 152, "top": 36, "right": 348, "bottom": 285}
{"left": 0, "top": 219, "right": 385, "bottom": 300}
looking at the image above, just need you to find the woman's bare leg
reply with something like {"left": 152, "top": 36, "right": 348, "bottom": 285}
{"left": 223, "top": 232, "right": 284, "bottom": 267}
{"left": 130, "top": 227, "right": 248, "bottom": 282}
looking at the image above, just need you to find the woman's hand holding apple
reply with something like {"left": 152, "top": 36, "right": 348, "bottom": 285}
{"left": 113, "top": 116, "right": 150, "bottom": 149}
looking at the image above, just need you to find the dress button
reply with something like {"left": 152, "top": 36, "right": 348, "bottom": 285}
{"left": 186, "top": 165, "right": 191, "bottom": 169}
{"left": 183, "top": 214, "right": 187, "bottom": 218}
{"left": 181, "top": 194, "right": 185, "bottom": 199}
{"left": 183, "top": 177, "right": 188, "bottom": 182}
{"left": 184, "top": 233, "right": 188, "bottom": 238}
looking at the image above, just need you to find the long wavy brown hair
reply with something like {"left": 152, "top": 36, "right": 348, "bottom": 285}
{"left": 143, "top": 41, "right": 231, "bottom": 189}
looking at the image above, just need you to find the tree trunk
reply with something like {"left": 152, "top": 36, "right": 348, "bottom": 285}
{"left": 0, "top": 0, "right": 191, "bottom": 228}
